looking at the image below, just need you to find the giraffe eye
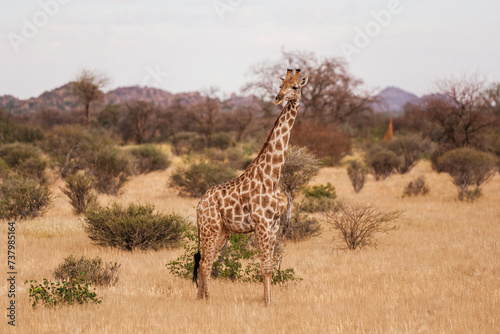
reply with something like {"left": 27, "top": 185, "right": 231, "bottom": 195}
{"left": 292, "top": 86, "right": 298, "bottom": 90}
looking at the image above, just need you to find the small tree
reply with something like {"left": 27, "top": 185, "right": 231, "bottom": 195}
{"left": 72, "top": 69, "right": 109, "bottom": 127}
{"left": 437, "top": 147, "right": 497, "bottom": 201}
{"left": 119, "top": 101, "right": 158, "bottom": 144}
{"left": 43, "top": 124, "right": 107, "bottom": 178}
{"left": 279, "top": 146, "right": 320, "bottom": 237}
{"left": 386, "top": 134, "right": 432, "bottom": 174}
{"left": 347, "top": 160, "right": 367, "bottom": 193}
{"left": 325, "top": 202, "right": 402, "bottom": 250}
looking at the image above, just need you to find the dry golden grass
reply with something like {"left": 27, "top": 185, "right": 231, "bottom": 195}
{"left": 1, "top": 161, "right": 499, "bottom": 333}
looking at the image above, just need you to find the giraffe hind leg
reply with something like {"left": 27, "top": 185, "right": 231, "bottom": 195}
{"left": 197, "top": 225, "right": 229, "bottom": 300}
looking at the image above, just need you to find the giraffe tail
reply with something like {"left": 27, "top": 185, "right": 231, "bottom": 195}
{"left": 193, "top": 209, "right": 201, "bottom": 288}
{"left": 193, "top": 251, "right": 201, "bottom": 288}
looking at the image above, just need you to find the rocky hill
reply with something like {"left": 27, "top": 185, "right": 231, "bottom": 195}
{"left": 0, "top": 84, "right": 264, "bottom": 115}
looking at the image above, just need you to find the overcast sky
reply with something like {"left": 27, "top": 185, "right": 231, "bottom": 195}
{"left": 1, "top": 0, "right": 499, "bottom": 99}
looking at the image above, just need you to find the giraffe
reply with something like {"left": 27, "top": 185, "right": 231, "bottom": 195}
{"left": 193, "top": 68, "right": 308, "bottom": 306}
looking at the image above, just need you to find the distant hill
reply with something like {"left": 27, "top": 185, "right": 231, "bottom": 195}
{"left": 0, "top": 84, "right": 419, "bottom": 115}
{"left": 0, "top": 85, "right": 260, "bottom": 115}
{"left": 372, "top": 87, "right": 419, "bottom": 113}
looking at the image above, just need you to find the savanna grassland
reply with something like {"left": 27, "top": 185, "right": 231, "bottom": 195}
{"left": 1, "top": 158, "right": 499, "bottom": 334}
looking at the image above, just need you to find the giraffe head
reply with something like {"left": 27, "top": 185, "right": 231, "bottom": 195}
{"left": 274, "top": 68, "right": 308, "bottom": 105}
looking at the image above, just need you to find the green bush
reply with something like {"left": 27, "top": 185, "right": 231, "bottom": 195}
{"left": 12, "top": 124, "right": 45, "bottom": 143}
{"left": 366, "top": 149, "right": 402, "bottom": 181}
{"left": 25, "top": 277, "right": 102, "bottom": 308}
{"left": 84, "top": 203, "right": 187, "bottom": 251}
{"left": 0, "top": 143, "right": 38, "bottom": 166}
{"left": 436, "top": 147, "right": 497, "bottom": 202}
{"left": 54, "top": 255, "right": 120, "bottom": 286}
{"left": 170, "top": 162, "right": 237, "bottom": 197}
{"left": 166, "top": 230, "right": 300, "bottom": 284}
{"left": 302, "top": 182, "right": 336, "bottom": 199}
{"left": 129, "top": 144, "right": 170, "bottom": 174}
{"left": 88, "top": 146, "right": 135, "bottom": 195}
{"left": 0, "top": 143, "right": 47, "bottom": 182}
{"left": 280, "top": 211, "right": 321, "bottom": 242}
{"left": 296, "top": 182, "right": 337, "bottom": 213}
{"left": 402, "top": 176, "right": 430, "bottom": 197}
{"left": 0, "top": 177, "right": 51, "bottom": 220}
{"left": 347, "top": 160, "right": 367, "bottom": 193}
{"left": 61, "top": 173, "right": 97, "bottom": 215}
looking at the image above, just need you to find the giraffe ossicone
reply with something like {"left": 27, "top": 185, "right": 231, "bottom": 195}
{"left": 193, "top": 68, "right": 308, "bottom": 306}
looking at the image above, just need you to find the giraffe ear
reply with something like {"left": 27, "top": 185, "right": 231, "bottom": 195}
{"left": 299, "top": 76, "right": 308, "bottom": 87}
{"left": 279, "top": 78, "right": 285, "bottom": 84}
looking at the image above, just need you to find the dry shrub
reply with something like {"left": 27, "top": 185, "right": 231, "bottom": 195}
{"left": 170, "top": 162, "right": 237, "bottom": 198}
{"left": 290, "top": 121, "right": 350, "bottom": 165}
{"left": 325, "top": 202, "right": 402, "bottom": 250}
{"left": 280, "top": 211, "right": 321, "bottom": 242}
{"left": 0, "top": 158, "right": 8, "bottom": 178}
{"left": 54, "top": 255, "right": 120, "bottom": 286}
{"left": 347, "top": 160, "right": 367, "bottom": 193}
{"left": 403, "top": 176, "right": 430, "bottom": 197}
{"left": 436, "top": 147, "right": 497, "bottom": 202}
{"left": 366, "top": 149, "right": 402, "bottom": 181}
{"left": 61, "top": 173, "right": 97, "bottom": 215}
{"left": 84, "top": 203, "right": 187, "bottom": 251}
{"left": 296, "top": 197, "right": 338, "bottom": 213}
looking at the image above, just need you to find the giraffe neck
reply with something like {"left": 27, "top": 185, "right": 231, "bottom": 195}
{"left": 247, "top": 98, "right": 300, "bottom": 182}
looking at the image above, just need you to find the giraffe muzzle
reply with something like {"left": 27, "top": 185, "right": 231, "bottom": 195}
{"left": 274, "top": 95, "right": 284, "bottom": 105}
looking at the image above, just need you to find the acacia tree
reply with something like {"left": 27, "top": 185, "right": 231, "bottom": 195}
{"left": 186, "top": 87, "right": 222, "bottom": 147}
{"left": 157, "top": 100, "right": 188, "bottom": 155}
{"left": 72, "top": 69, "right": 109, "bottom": 127}
{"left": 223, "top": 106, "right": 255, "bottom": 142}
{"left": 418, "top": 75, "right": 497, "bottom": 149}
{"left": 119, "top": 100, "right": 158, "bottom": 144}
{"left": 279, "top": 146, "right": 320, "bottom": 236}
{"left": 243, "top": 50, "right": 375, "bottom": 124}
